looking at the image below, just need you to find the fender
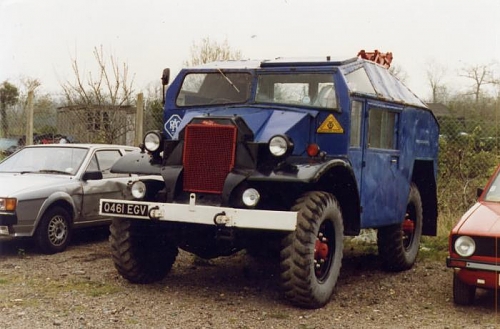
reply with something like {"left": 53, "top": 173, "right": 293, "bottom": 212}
{"left": 248, "top": 157, "right": 355, "bottom": 183}
{"left": 111, "top": 151, "right": 162, "bottom": 175}
{"left": 31, "top": 192, "right": 77, "bottom": 236}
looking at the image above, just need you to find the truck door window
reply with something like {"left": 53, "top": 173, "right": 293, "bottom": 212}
{"left": 350, "top": 101, "right": 363, "bottom": 147}
{"left": 368, "top": 109, "right": 398, "bottom": 149}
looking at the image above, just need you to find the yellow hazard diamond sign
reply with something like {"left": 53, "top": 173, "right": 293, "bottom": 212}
{"left": 317, "top": 114, "right": 344, "bottom": 133}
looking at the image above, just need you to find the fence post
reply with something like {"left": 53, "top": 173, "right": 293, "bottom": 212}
{"left": 25, "top": 90, "right": 34, "bottom": 146}
{"left": 135, "top": 93, "right": 144, "bottom": 146}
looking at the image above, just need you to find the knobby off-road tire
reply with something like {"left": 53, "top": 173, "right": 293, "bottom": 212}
{"left": 377, "top": 183, "right": 423, "bottom": 272}
{"left": 453, "top": 272, "right": 476, "bottom": 305}
{"left": 110, "top": 218, "right": 178, "bottom": 283}
{"left": 35, "top": 206, "right": 72, "bottom": 254}
{"left": 280, "top": 191, "right": 344, "bottom": 309}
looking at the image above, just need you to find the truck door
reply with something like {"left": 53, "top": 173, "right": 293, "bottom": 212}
{"left": 349, "top": 100, "right": 406, "bottom": 228}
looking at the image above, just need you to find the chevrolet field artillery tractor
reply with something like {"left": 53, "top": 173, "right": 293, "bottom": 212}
{"left": 100, "top": 50, "right": 439, "bottom": 309}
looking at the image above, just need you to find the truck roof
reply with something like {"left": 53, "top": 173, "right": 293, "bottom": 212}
{"left": 189, "top": 57, "right": 428, "bottom": 109}
{"left": 192, "top": 56, "right": 357, "bottom": 69}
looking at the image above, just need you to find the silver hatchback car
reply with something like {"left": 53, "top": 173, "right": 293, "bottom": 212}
{"left": 0, "top": 144, "right": 149, "bottom": 253}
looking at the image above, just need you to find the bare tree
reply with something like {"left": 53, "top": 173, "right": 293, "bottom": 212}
{"left": 0, "top": 81, "right": 19, "bottom": 138}
{"left": 21, "top": 77, "right": 41, "bottom": 95}
{"left": 425, "top": 59, "right": 448, "bottom": 103}
{"left": 60, "top": 46, "right": 135, "bottom": 143}
{"left": 459, "top": 62, "right": 497, "bottom": 103}
{"left": 184, "top": 37, "right": 243, "bottom": 67}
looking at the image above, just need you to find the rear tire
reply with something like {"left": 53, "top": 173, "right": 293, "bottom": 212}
{"left": 453, "top": 272, "right": 476, "bottom": 305}
{"left": 35, "top": 206, "right": 72, "bottom": 254}
{"left": 280, "top": 191, "right": 344, "bottom": 309}
{"left": 110, "top": 218, "right": 178, "bottom": 283}
{"left": 377, "top": 183, "right": 423, "bottom": 271}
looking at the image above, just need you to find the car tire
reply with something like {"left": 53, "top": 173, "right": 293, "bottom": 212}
{"left": 377, "top": 183, "right": 423, "bottom": 272}
{"left": 453, "top": 272, "right": 476, "bottom": 305}
{"left": 280, "top": 191, "right": 344, "bottom": 309}
{"left": 35, "top": 206, "right": 72, "bottom": 254}
{"left": 109, "top": 218, "right": 178, "bottom": 284}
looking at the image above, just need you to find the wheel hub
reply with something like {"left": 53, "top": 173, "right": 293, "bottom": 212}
{"left": 314, "top": 232, "right": 330, "bottom": 277}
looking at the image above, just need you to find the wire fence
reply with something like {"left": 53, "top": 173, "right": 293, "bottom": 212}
{"left": 1, "top": 103, "right": 499, "bottom": 220}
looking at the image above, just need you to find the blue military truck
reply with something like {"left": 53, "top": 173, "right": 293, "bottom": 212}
{"left": 100, "top": 52, "right": 439, "bottom": 309}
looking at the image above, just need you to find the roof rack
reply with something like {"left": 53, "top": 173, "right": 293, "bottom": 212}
{"left": 357, "top": 49, "right": 393, "bottom": 68}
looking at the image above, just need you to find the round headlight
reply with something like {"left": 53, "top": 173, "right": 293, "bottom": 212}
{"left": 242, "top": 188, "right": 260, "bottom": 207}
{"left": 131, "top": 181, "right": 147, "bottom": 199}
{"left": 454, "top": 236, "right": 476, "bottom": 257}
{"left": 144, "top": 132, "right": 161, "bottom": 152}
{"left": 269, "top": 135, "right": 289, "bottom": 157}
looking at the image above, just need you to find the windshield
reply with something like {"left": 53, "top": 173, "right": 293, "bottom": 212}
{"left": 484, "top": 170, "right": 500, "bottom": 202}
{"left": 0, "top": 146, "right": 88, "bottom": 175}
{"left": 176, "top": 72, "right": 252, "bottom": 107}
{"left": 256, "top": 73, "right": 337, "bottom": 109}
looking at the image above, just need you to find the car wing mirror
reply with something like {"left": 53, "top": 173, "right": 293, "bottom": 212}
{"left": 477, "top": 187, "right": 484, "bottom": 198}
{"left": 82, "top": 171, "right": 103, "bottom": 181}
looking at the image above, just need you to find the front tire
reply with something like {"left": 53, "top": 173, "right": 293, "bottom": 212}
{"left": 35, "top": 206, "right": 72, "bottom": 254}
{"left": 377, "top": 183, "right": 423, "bottom": 272}
{"left": 110, "top": 218, "right": 178, "bottom": 283}
{"left": 280, "top": 192, "right": 344, "bottom": 309}
{"left": 453, "top": 272, "right": 476, "bottom": 305}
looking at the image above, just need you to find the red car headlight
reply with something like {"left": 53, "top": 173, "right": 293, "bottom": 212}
{"left": 454, "top": 236, "right": 476, "bottom": 257}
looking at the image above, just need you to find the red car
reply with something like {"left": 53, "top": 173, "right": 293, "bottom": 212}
{"left": 447, "top": 164, "right": 500, "bottom": 305}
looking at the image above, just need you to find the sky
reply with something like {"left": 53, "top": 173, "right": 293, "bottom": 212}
{"left": 1, "top": 0, "right": 499, "bottom": 100}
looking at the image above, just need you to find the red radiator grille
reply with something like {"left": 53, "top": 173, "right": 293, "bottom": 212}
{"left": 182, "top": 123, "right": 237, "bottom": 194}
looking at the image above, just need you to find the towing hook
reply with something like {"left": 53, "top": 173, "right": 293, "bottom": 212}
{"left": 148, "top": 206, "right": 160, "bottom": 221}
{"left": 213, "top": 211, "right": 227, "bottom": 226}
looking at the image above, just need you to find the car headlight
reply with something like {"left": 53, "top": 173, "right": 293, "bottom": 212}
{"left": 131, "top": 181, "right": 147, "bottom": 199}
{"left": 454, "top": 236, "right": 476, "bottom": 257}
{"left": 0, "top": 198, "right": 17, "bottom": 211}
{"left": 144, "top": 131, "right": 162, "bottom": 152}
{"left": 269, "top": 135, "right": 293, "bottom": 157}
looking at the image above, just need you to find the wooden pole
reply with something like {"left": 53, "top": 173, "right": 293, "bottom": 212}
{"left": 135, "top": 93, "right": 144, "bottom": 146}
{"left": 25, "top": 90, "right": 34, "bottom": 146}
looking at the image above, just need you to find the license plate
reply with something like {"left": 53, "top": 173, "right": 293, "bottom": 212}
{"left": 101, "top": 201, "right": 149, "bottom": 217}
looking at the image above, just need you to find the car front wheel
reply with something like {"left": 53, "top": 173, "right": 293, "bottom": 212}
{"left": 35, "top": 206, "right": 72, "bottom": 254}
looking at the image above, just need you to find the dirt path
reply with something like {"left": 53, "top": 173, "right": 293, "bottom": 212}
{"left": 0, "top": 230, "right": 499, "bottom": 329}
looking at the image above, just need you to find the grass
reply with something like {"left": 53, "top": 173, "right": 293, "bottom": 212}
{"left": 0, "top": 274, "right": 122, "bottom": 310}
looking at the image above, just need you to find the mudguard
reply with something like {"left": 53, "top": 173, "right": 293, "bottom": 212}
{"left": 248, "top": 157, "right": 354, "bottom": 183}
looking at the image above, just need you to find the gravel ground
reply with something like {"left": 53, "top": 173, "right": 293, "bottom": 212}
{"left": 0, "top": 228, "right": 499, "bottom": 329}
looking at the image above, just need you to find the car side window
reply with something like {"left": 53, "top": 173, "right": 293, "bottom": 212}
{"left": 91, "top": 150, "right": 127, "bottom": 178}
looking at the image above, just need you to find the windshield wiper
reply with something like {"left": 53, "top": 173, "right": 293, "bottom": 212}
{"left": 217, "top": 68, "right": 240, "bottom": 93}
{"left": 37, "top": 169, "right": 72, "bottom": 175}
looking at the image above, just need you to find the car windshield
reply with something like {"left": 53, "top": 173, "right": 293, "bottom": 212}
{"left": 0, "top": 146, "right": 88, "bottom": 175}
{"left": 484, "top": 170, "right": 500, "bottom": 202}
{"left": 256, "top": 73, "right": 337, "bottom": 109}
{"left": 176, "top": 72, "right": 252, "bottom": 107}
